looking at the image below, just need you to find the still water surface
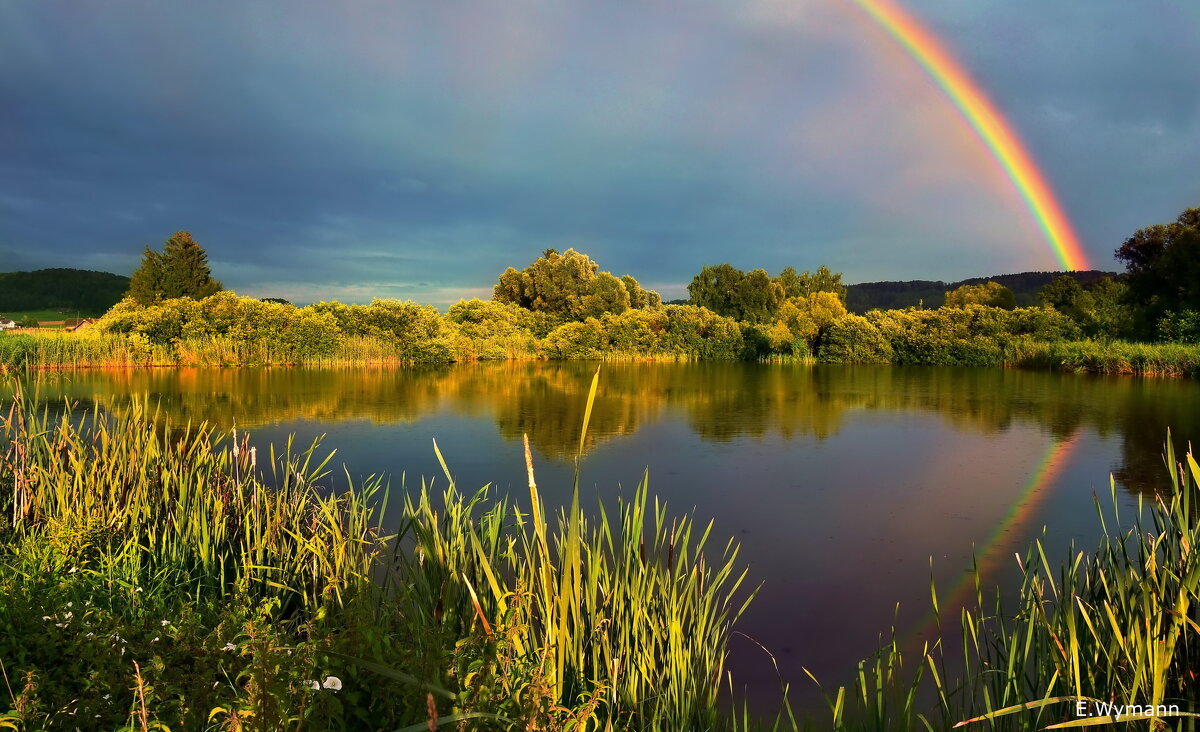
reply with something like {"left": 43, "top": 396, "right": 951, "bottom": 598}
{"left": 18, "top": 362, "right": 1200, "bottom": 710}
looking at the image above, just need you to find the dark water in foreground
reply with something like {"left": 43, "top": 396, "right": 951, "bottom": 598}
{"left": 13, "top": 362, "right": 1200, "bottom": 712}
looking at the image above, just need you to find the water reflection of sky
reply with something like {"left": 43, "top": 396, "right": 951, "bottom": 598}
{"left": 8, "top": 363, "right": 1200, "bottom": 715}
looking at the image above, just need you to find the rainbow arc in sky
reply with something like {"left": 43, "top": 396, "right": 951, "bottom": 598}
{"left": 850, "top": 0, "right": 1090, "bottom": 271}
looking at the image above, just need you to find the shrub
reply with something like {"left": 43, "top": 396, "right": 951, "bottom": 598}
{"left": 818, "top": 315, "right": 893, "bottom": 363}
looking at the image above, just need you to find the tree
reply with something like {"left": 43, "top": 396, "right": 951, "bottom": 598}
{"left": 1115, "top": 207, "right": 1200, "bottom": 335}
{"left": 944, "top": 281, "right": 1015, "bottom": 310}
{"left": 687, "top": 264, "right": 744, "bottom": 319}
{"left": 1038, "top": 275, "right": 1085, "bottom": 318}
{"left": 126, "top": 231, "right": 223, "bottom": 305}
{"left": 492, "top": 249, "right": 659, "bottom": 319}
{"left": 581, "top": 272, "right": 630, "bottom": 319}
{"left": 774, "top": 265, "right": 847, "bottom": 302}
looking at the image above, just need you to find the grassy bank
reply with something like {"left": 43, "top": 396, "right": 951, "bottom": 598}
{"left": 1006, "top": 338, "right": 1200, "bottom": 377}
{"left": 0, "top": 378, "right": 759, "bottom": 730}
{"left": 3, "top": 376, "right": 1200, "bottom": 728}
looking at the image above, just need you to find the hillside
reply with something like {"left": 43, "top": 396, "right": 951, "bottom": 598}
{"left": 845, "top": 270, "right": 1118, "bottom": 313}
{"left": 0, "top": 268, "right": 130, "bottom": 315}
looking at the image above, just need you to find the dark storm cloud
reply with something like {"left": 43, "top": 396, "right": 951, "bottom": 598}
{"left": 1, "top": 1, "right": 1197, "bottom": 304}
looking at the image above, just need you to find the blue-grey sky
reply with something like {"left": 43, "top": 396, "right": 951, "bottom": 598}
{"left": 2, "top": 0, "right": 1198, "bottom": 305}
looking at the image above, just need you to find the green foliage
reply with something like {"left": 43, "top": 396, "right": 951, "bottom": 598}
{"left": 1158, "top": 309, "right": 1200, "bottom": 344}
{"left": 1115, "top": 206, "right": 1200, "bottom": 336}
{"left": 0, "top": 383, "right": 756, "bottom": 730}
{"left": 0, "top": 268, "right": 130, "bottom": 314}
{"left": 126, "top": 231, "right": 223, "bottom": 305}
{"left": 492, "top": 249, "right": 659, "bottom": 320}
{"left": 689, "top": 264, "right": 845, "bottom": 324}
{"left": 864, "top": 305, "right": 1079, "bottom": 367}
{"left": 776, "top": 265, "right": 847, "bottom": 302}
{"left": 817, "top": 315, "right": 893, "bottom": 363}
{"left": 445, "top": 299, "right": 539, "bottom": 360}
{"left": 540, "top": 306, "right": 746, "bottom": 360}
{"left": 543, "top": 319, "right": 608, "bottom": 359}
{"left": 580, "top": 270, "right": 630, "bottom": 319}
{"left": 1037, "top": 274, "right": 1085, "bottom": 316}
{"left": 1039, "top": 275, "right": 1132, "bottom": 339}
{"left": 944, "top": 281, "right": 1016, "bottom": 310}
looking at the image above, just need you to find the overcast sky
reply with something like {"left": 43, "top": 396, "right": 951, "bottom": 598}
{"left": 2, "top": 0, "right": 1198, "bottom": 305}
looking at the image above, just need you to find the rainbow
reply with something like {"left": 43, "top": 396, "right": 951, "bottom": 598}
{"left": 910, "top": 433, "right": 1080, "bottom": 644}
{"left": 849, "top": 0, "right": 1090, "bottom": 271}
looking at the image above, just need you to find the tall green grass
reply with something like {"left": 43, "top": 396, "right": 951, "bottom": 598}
{"left": 1007, "top": 339, "right": 1200, "bottom": 377}
{"left": 0, "top": 375, "right": 761, "bottom": 729}
{"left": 5, "top": 368, "right": 1200, "bottom": 729}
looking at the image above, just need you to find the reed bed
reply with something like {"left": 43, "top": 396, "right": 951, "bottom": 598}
{"left": 1007, "top": 339, "right": 1200, "bottom": 377}
{"left": 5, "top": 366, "right": 1200, "bottom": 729}
{"left": 0, "top": 375, "right": 762, "bottom": 729}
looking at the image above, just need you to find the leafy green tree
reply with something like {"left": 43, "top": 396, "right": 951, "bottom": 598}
{"left": 1083, "top": 277, "right": 1132, "bottom": 339}
{"left": 736, "top": 269, "right": 784, "bottom": 323}
{"left": 780, "top": 265, "right": 847, "bottom": 302}
{"left": 1115, "top": 207, "right": 1200, "bottom": 335}
{"left": 944, "top": 281, "right": 1016, "bottom": 310}
{"left": 1038, "top": 275, "right": 1086, "bottom": 318}
{"left": 621, "top": 274, "right": 660, "bottom": 309}
{"left": 127, "top": 231, "right": 223, "bottom": 305}
{"left": 687, "top": 264, "right": 745, "bottom": 319}
{"left": 581, "top": 272, "right": 630, "bottom": 319}
{"left": 494, "top": 250, "right": 659, "bottom": 319}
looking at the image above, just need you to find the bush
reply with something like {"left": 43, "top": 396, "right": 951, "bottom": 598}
{"left": 543, "top": 319, "right": 608, "bottom": 359}
{"left": 818, "top": 315, "right": 893, "bottom": 363}
{"left": 1158, "top": 309, "right": 1200, "bottom": 344}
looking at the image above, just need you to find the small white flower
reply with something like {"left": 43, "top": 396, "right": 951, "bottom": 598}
{"left": 160, "top": 620, "right": 170, "bottom": 626}
{"left": 303, "top": 680, "right": 320, "bottom": 690}
{"left": 134, "top": 587, "right": 143, "bottom": 593}
{"left": 321, "top": 676, "right": 342, "bottom": 691}
{"left": 42, "top": 616, "right": 53, "bottom": 621}
{"left": 55, "top": 623, "right": 67, "bottom": 628}
{"left": 222, "top": 642, "right": 236, "bottom": 651}
{"left": 102, "top": 694, "right": 110, "bottom": 700}
{"left": 66, "top": 602, "right": 73, "bottom": 608}
{"left": 63, "top": 611, "right": 73, "bottom": 620}
{"left": 151, "top": 637, "right": 159, "bottom": 642}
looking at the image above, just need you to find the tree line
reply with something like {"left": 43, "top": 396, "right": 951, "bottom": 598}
{"left": 11, "top": 204, "right": 1196, "bottom": 364}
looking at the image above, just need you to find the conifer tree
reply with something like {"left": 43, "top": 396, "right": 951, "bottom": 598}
{"left": 126, "top": 231, "right": 223, "bottom": 305}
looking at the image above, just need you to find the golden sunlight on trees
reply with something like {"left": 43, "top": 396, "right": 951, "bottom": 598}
{"left": 492, "top": 248, "right": 660, "bottom": 319}
{"left": 944, "top": 281, "right": 1016, "bottom": 310}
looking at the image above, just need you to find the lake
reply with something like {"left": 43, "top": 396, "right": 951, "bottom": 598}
{"left": 13, "top": 362, "right": 1200, "bottom": 712}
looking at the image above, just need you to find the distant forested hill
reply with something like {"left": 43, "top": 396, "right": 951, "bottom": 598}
{"left": 845, "top": 270, "right": 1118, "bottom": 313}
{"left": 0, "top": 268, "right": 130, "bottom": 314}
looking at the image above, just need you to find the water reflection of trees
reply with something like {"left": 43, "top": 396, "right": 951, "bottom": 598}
{"left": 12, "top": 363, "right": 1199, "bottom": 493}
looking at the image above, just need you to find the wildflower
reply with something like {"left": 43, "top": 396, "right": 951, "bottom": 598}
{"left": 151, "top": 637, "right": 159, "bottom": 642}
{"left": 160, "top": 620, "right": 170, "bottom": 626}
{"left": 222, "top": 642, "right": 236, "bottom": 651}
{"left": 66, "top": 602, "right": 73, "bottom": 608}
{"left": 42, "top": 616, "right": 53, "bottom": 621}
{"left": 303, "top": 680, "right": 320, "bottom": 690}
{"left": 55, "top": 623, "right": 67, "bottom": 628}
{"left": 322, "top": 676, "right": 342, "bottom": 691}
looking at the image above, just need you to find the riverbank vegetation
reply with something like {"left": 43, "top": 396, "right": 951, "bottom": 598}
{"left": 4, "top": 380, "right": 1200, "bottom": 729}
{"left": 0, "top": 379, "right": 757, "bottom": 730}
{"left": 3, "top": 207, "right": 1199, "bottom": 376}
